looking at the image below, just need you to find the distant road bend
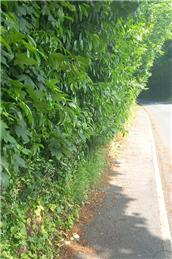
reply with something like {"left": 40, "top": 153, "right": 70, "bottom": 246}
{"left": 143, "top": 102, "right": 172, "bottom": 234}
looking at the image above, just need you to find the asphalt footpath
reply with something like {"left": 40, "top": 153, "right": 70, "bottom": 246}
{"left": 74, "top": 108, "right": 172, "bottom": 259}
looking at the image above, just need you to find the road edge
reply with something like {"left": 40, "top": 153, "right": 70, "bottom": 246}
{"left": 144, "top": 109, "right": 172, "bottom": 252}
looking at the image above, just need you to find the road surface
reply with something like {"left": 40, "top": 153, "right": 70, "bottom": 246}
{"left": 144, "top": 103, "right": 172, "bottom": 157}
{"left": 144, "top": 103, "right": 172, "bottom": 235}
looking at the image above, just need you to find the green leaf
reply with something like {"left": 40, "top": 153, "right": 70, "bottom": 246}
{"left": 0, "top": 156, "right": 9, "bottom": 175}
{"left": 13, "top": 154, "right": 26, "bottom": 168}
{"left": 5, "top": 12, "right": 19, "bottom": 31}
{"left": 21, "top": 147, "right": 30, "bottom": 155}
{"left": 10, "top": 79, "right": 24, "bottom": 88}
{"left": 92, "top": 34, "right": 100, "bottom": 49}
{"left": 19, "top": 101, "right": 33, "bottom": 126}
{"left": 49, "top": 53, "right": 67, "bottom": 71}
{"left": 0, "top": 35, "right": 11, "bottom": 52}
{"left": 68, "top": 102, "right": 77, "bottom": 109}
{"left": 45, "top": 79, "right": 58, "bottom": 89}
{"left": 0, "top": 121, "right": 8, "bottom": 141}
{"left": 0, "top": 171, "right": 10, "bottom": 188}
{"left": 9, "top": 30, "right": 25, "bottom": 43}
{"left": 23, "top": 40, "right": 37, "bottom": 53}
{"left": 74, "top": 55, "right": 90, "bottom": 68}
{"left": 60, "top": 1, "right": 76, "bottom": 12}
{"left": 14, "top": 53, "right": 38, "bottom": 69}
{"left": 15, "top": 125, "right": 30, "bottom": 143}
{"left": 2, "top": 131, "right": 17, "bottom": 145}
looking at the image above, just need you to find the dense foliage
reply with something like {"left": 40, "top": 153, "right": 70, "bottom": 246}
{"left": 1, "top": 1, "right": 171, "bottom": 258}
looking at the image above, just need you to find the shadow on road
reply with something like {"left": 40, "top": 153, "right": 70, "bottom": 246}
{"left": 80, "top": 167, "right": 172, "bottom": 259}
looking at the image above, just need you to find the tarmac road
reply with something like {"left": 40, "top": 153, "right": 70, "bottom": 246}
{"left": 144, "top": 103, "right": 172, "bottom": 236}
{"left": 143, "top": 103, "right": 172, "bottom": 157}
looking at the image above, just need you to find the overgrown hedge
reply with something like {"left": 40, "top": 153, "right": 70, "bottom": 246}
{"left": 1, "top": 1, "right": 171, "bottom": 258}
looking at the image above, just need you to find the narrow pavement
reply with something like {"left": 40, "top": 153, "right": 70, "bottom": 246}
{"left": 63, "top": 107, "right": 172, "bottom": 259}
